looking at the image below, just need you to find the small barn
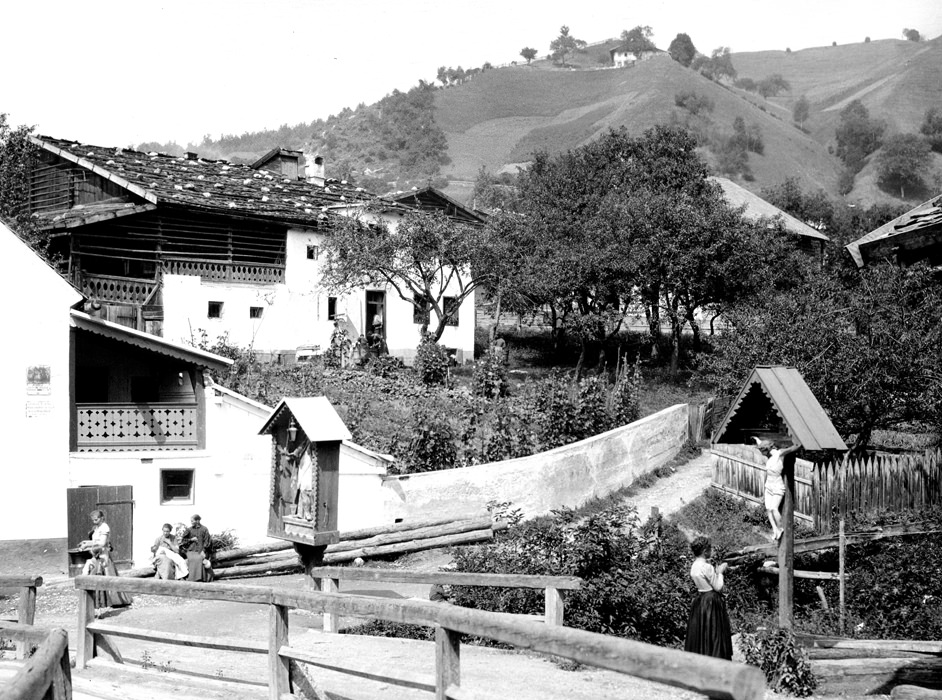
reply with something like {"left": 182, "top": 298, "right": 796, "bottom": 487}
{"left": 711, "top": 366, "right": 847, "bottom": 526}
{"left": 259, "top": 397, "right": 352, "bottom": 559}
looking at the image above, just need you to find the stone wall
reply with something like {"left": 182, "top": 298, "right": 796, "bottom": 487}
{"left": 381, "top": 404, "right": 690, "bottom": 522}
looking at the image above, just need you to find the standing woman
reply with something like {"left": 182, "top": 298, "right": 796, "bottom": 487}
{"left": 684, "top": 536, "right": 732, "bottom": 660}
{"left": 184, "top": 514, "right": 214, "bottom": 582}
{"left": 756, "top": 438, "right": 801, "bottom": 541}
{"left": 78, "top": 510, "right": 133, "bottom": 610}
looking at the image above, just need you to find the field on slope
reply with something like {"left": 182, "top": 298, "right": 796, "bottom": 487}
{"left": 435, "top": 55, "right": 842, "bottom": 204}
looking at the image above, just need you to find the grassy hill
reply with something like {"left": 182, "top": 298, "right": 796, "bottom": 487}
{"left": 179, "top": 35, "right": 942, "bottom": 208}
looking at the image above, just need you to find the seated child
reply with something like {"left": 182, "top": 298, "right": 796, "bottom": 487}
{"left": 151, "top": 522, "right": 188, "bottom": 580}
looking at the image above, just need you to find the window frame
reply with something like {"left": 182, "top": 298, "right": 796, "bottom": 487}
{"left": 249, "top": 306, "right": 264, "bottom": 319}
{"left": 159, "top": 468, "right": 195, "bottom": 505}
{"left": 207, "top": 301, "right": 224, "bottom": 319}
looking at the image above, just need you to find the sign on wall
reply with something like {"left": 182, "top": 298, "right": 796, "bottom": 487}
{"left": 26, "top": 364, "right": 53, "bottom": 418}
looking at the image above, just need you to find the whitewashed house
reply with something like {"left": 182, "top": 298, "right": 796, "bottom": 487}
{"left": 27, "top": 137, "right": 478, "bottom": 365}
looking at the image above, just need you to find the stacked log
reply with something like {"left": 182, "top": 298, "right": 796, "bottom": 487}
{"left": 121, "top": 541, "right": 297, "bottom": 579}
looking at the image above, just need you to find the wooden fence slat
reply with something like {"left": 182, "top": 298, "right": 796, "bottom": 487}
{"left": 435, "top": 626, "right": 461, "bottom": 700}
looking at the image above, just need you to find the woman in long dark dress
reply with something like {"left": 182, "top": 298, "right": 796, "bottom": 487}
{"left": 684, "top": 536, "right": 732, "bottom": 660}
{"left": 183, "top": 514, "right": 214, "bottom": 582}
{"left": 78, "top": 509, "right": 133, "bottom": 611}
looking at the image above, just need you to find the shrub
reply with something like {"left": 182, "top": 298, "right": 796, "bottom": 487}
{"left": 401, "top": 405, "right": 458, "bottom": 473}
{"left": 324, "top": 324, "right": 352, "bottom": 369}
{"left": 414, "top": 334, "right": 451, "bottom": 386}
{"left": 211, "top": 528, "right": 239, "bottom": 554}
{"left": 740, "top": 627, "right": 818, "bottom": 696}
{"left": 610, "top": 357, "right": 642, "bottom": 426}
{"left": 674, "top": 91, "right": 715, "bottom": 116}
{"left": 472, "top": 345, "right": 509, "bottom": 399}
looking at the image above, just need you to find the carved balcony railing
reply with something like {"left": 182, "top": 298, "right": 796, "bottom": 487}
{"left": 162, "top": 258, "right": 284, "bottom": 284}
{"left": 75, "top": 403, "right": 200, "bottom": 452}
{"left": 81, "top": 274, "right": 156, "bottom": 305}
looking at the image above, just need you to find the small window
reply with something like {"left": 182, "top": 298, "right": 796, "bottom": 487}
{"left": 249, "top": 306, "right": 264, "bottom": 319}
{"left": 160, "top": 469, "right": 194, "bottom": 504}
{"left": 307, "top": 245, "right": 319, "bottom": 260}
{"left": 413, "top": 294, "right": 430, "bottom": 325}
{"left": 207, "top": 301, "right": 223, "bottom": 318}
{"left": 327, "top": 296, "right": 337, "bottom": 321}
{"left": 444, "top": 296, "right": 459, "bottom": 327}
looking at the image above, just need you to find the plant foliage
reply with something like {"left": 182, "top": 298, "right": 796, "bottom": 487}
{"left": 740, "top": 627, "right": 818, "bottom": 696}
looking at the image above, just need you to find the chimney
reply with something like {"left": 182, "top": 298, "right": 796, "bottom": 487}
{"left": 304, "top": 152, "right": 325, "bottom": 188}
{"left": 186, "top": 151, "right": 199, "bottom": 161}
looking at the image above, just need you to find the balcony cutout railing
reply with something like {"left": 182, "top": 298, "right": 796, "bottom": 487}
{"left": 76, "top": 403, "right": 199, "bottom": 452}
{"left": 81, "top": 274, "right": 155, "bottom": 305}
{"left": 163, "top": 258, "right": 284, "bottom": 284}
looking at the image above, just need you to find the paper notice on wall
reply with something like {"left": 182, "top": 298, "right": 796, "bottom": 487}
{"left": 26, "top": 365, "right": 51, "bottom": 396}
{"left": 26, "top": 400, "right": 53, "bottom": 418}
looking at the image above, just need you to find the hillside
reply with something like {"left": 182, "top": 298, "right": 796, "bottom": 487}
{"left": 176, "top": 35, "right": 942, "bottom": 209}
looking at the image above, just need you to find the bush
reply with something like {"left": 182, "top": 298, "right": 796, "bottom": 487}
{"left": 674, "top": 91, "right": 715, "bottom": 116}
{"left": 740, "top": 627, "right": 818, "bottom": 696}
{"left": 211, "top": 528, "right": 239, "bottom": 554}
{"left": 414, "top": 334, "right": 451, "bottom": 386}
{"left": 325, "top": 324, "right": 352, "bottom": 369}
{"left": 472, "top": 344, "right": 509, "bottom": 399}
{"left": 401, "top": 405, "right": 458, "bottom": 473}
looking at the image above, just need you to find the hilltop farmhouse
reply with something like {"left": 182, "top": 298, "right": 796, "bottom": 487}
{"left": 25, "top": 137, "right": 478, "bottom": 365}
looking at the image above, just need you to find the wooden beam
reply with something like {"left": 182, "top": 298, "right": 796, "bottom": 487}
{"left": 326, "top": 517, "right": 495, "bottom": 554}
{"left": 0, "top": 621, "right": 57, "bottom": 644}
{"left": 75, "top": 575, "right": 275, "bottom": 604}
{"left": 269, "top": 603, "right": 290, "bottom": 700}
{"left": 0, "top": 576, "right": 44, "bottom": 588}
{"left": 86, "top": 622, "right": 266, "bottom": 653}
{"left": 320, "top": 577, "right": 340, "bottom": 633}
{"left": 337, "top": 513, "right": 491, "bottom": 541}
{"left": 544, "top": 587, "right": 564, "bottom": 626}
{"left": 15, "top": 584, "right": 38, "bottom": 659}
{"left": 213, "top": 541, "right": 294, "bottom": 564}
{"left": 1, "top": 628, "right": 70, "bottom": 700}
{"left": 322, "top": 528, "right": 495, "bottom": 564}
{"left": 436, "top": 626, "right": 461, "bottom": 700}
{"left": 891, "top": 686, "right": 942, "bottom": 699}
{"left": 759, "top": 566, "right": 843, "bottom": 580}
{"left": 779, "top": 455, "right": 795, "bottom": 629}
{"left": 279, "top": 645, "right": 435, "bottom": 693}
{"left": 76, "top": 589, "right": 96, "bottom": 669}
{"left": 306, "top": 567, "right": 583, "bottom": 591}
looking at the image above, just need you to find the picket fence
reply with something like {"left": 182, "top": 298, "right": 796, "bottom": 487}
{"left": 711, "top": 446, "right": 942, "bottom": 533}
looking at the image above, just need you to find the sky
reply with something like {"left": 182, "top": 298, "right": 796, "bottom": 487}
{"left": 2, "top": 0, "right": 941, "bottom": 149}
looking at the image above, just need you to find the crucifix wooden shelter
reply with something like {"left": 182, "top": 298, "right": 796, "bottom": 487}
{"left": 712, "top": 365, "right": 847, "bottom": 627}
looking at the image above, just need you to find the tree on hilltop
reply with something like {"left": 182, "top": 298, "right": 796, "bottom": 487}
{"left": 692, "top": 47, "right": 737, "bottom": 83}
{"left": 876, "top": 133, "right": 932, "bottom": 199}
{"left": 620, "top": 25, "right": 657, "bottom": 58}
{"left": 902, "top": 28, "right": 921, "bottom": 41}
{"left": 668, "top": 33, "right": 697, "bottom": 67}
{"left": 549, "top": 25, "right": 587, "bottom": 67}
{"left": 520, "top": 47, "right": 538, "bottom": 64}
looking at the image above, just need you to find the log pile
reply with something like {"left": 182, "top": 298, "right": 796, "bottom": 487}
{"left": 120, "top": 515, "right": 505, "bottom": 579}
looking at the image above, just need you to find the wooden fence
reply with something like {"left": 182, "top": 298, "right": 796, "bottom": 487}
{"left": 308, "top": 566, "right": 582, "bottom": 631}
{"left": 74, "top": 575, "right": 766, "bottom": 700}
{"left": 0, "top": 576, "right": 42, "bottom": 659}
{"left": 711, "top": 446, "right": 942, "bottom": 534}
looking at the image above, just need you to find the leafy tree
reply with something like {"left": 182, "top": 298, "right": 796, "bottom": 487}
{"left": 520, "top": 47, "right": 537, "bottom": 64}
{"left": 320, "top": 205, "right": 498, "bottom": 342}
{"left": 761, "top": 177, "right": 835, "bottom": 232}
{"left": 875, "top": 133, "right": 932, "bottom": 198}
{"left": 549, "top": 25, "right": 587, "bottom": 67}
{"left": 693, "top": 46, "right": 737, "bottom": 82}
{"left": 667, "top": 33, "right": 697, "bottom": 67}
{"left": 620, "top": 25, "right": 657, "bottom": 58}
{"left": 0, "top": 114, "right": 43, "bottom": 250}
{"left": 792, "top": 95, "right": 810, "bottom": 129}
{"left": 835, "top": 99, "right": 885, "bottom": 172}
{"left": 757, "top": 73, "right": 791, "bottom": 98}
{"left": 674, "top": 91, "right": 714, "bottom": 116}
{"left": 470, "top": 166, "right": 520, "bottom": 214}
{"left": 903, "top": 28, "right": 921, "bottom": 42}
{"left": 734, "top": 77, "right": 758, "bottom": 92}
{"left": 919, "top": 107, "right": 942, "bottom": 153}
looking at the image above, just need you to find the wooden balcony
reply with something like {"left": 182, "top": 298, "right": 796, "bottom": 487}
{"left": 75, "top": 403, "right": 200, "bottom": 452}
{"left": 162, "top": 258, "right": 284, "bottom": 284}
{"left": 80, "top": 274, "right": 156, "bottom": 305}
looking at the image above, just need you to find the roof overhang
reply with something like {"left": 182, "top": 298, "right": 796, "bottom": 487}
{"left": 258, "top": 397, "right": 352, "bottom": 443}
{"left": 70, "top": 310, "right": 232, "bottom": 373}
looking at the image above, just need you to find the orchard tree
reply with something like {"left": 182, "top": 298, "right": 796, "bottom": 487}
{"left": 792, "top": 95, "right": 810, "bottom": 129}
{"left": 876, "top": 133, "right": 932, "bottom": 198}
{"left": 919, "top": 106, "right": 942, "bottom": 153}
{"left": 549, "top": 25, "right": 586, "bottom": 67}
{"left": 693, "top": 47, "right": 737, "bottom": 83}
{"left": 835, "top": 99, "right": 885, "bottom": 171}
{"left": 668, "top": 33, "right": 697, "bottom": 67}
{"left": 520, "top": 47, "right": 538, "bottom": 64}
{"left": 320, "top": 206, "right": 498, "bottom": 342}
{"left": 757, "top": 73, "right": 790, "bottom": 98}
{"left": 620, "top": 25, "right": 657, "bottom": 58}
{"left": 902, "top": 28, "right": 921, "bottom": 41}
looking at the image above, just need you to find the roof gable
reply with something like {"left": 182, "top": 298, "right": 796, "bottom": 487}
{"left": 258, "top": 397, "right": 351, "bottom": 443}
{"left": 712, "top": 365, "right": 847, "bottom": 452}
{"left": 386, "top": 186, "right": 486, "bottom": 224}
{"left": 709, "top": 176, "right": 828, "bottom": 241}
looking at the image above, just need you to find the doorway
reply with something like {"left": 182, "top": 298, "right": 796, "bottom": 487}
{"left": 366, "top": 290, "right": 386, "bottom": 338}
{"left": 67, "top": 485, "right": 133, "bottom": 576}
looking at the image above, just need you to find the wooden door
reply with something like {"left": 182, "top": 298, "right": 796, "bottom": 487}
{"left": 316, "top": 442, "right": 340, "bottom": 533}
{"left": 67, "top": 485, "right": 134, "bottom": 573}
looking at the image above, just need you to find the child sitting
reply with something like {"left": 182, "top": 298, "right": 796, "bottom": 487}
{"left": 151, "top": 523, "right": 188, "bottom": 580}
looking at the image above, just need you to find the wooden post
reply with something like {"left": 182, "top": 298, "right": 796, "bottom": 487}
{"left": 15, "top": 584, "right": 38, "bottom": 659}
{"left": 544, "top": 586, "right": 564, "bottom": 626}
{"left": 778, "top": 454, "right": 795, "bottom": 629}
{"left": 839, "top": 457, "right": 847, "bottom": 635}
{"left": 435, "top": 626, "right": 461, "bottom": 700}
{"left": 76, "top": 588, "right": 96, "bottom": 669}
{"left": 269, "top": 603, "right": 290, "bottom": 700}
{"left": 321, "top": 577, "right": 340, "bottom": 633}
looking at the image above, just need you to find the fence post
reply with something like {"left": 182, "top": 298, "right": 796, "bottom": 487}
{"left": 15, "top": 583, "right": 38, "bottom": 659}
{"left": 435, "top": 626, "right": 461, "bottom": 700}
{"left": 544, "top": 586, "right": 564, "bottom": 626}
{"left": 76, "top": 588, "right": 96, "bottom": 669}
{"left": 269, "top": 602, "right": 290, "bottom": 700}
{"left": 321, "top": 577, "right": 340, "bottom": 633}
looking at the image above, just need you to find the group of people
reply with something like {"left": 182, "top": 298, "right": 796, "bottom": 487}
{"left": 684, "top": 437, "right": 801, "bottom": 661}
{"left": 149, "top": 514, "right": 214, "bottom": 582}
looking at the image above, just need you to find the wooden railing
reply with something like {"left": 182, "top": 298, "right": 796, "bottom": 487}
{"left": 0, "top": 623, "right": 72, "bottom": 700}
{"left": 308, "top": 566, "right": 580, "bottom": 632}
{"left": 74, "top": 575, "right": 765, "bottom": 700}
{"left": 0, "top": 575, "right": 42, "bottom": 659}
{"left": 80, "top": 274, "right": 155, "bottom": 305}
{"left": 162, "top": 258, "right": 284, "bottom": 284}
{"left": 75, "top": 403, "right": 199, "bottom": 452}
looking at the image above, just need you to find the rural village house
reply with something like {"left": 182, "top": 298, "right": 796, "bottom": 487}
{"left": 845, "top": 192, "right": 942, "bottom": 269}
{"left": 25, "top": 137, "right": 476, "bottom": 365}
{"left": 0, "top": 220, "right": 392, "bottom": 569}
{"left": 609, "top": 44, "right": 665, "bottom": 68}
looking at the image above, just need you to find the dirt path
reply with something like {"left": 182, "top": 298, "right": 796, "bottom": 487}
{"left": 627, "top": 448, "right": 714, "bottom": 520}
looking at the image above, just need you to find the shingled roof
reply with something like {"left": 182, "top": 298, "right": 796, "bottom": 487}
{"left": 709, "top": 177, "right": 829, "bottom": 242}
{"left": 712, "top": 365, "right": 847, "bottom": 452}
{"left": 32, "top": 136, "right": 375, "bottom": 228}
{"left": 845, "top": 193, "right": 942, "bottom": 267}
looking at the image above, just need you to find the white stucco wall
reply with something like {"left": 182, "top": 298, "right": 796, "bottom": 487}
{"left": 337, "top": 442, "right": 392, "bottom": 532}
{"left": 160, "top": 224, "right": 475, "bottom": 363}
{"left": 381, "top": 404, "right": 690, "bottom": 523}
{"left": 0, "top": 225, "right": 83, "bottom": 541}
